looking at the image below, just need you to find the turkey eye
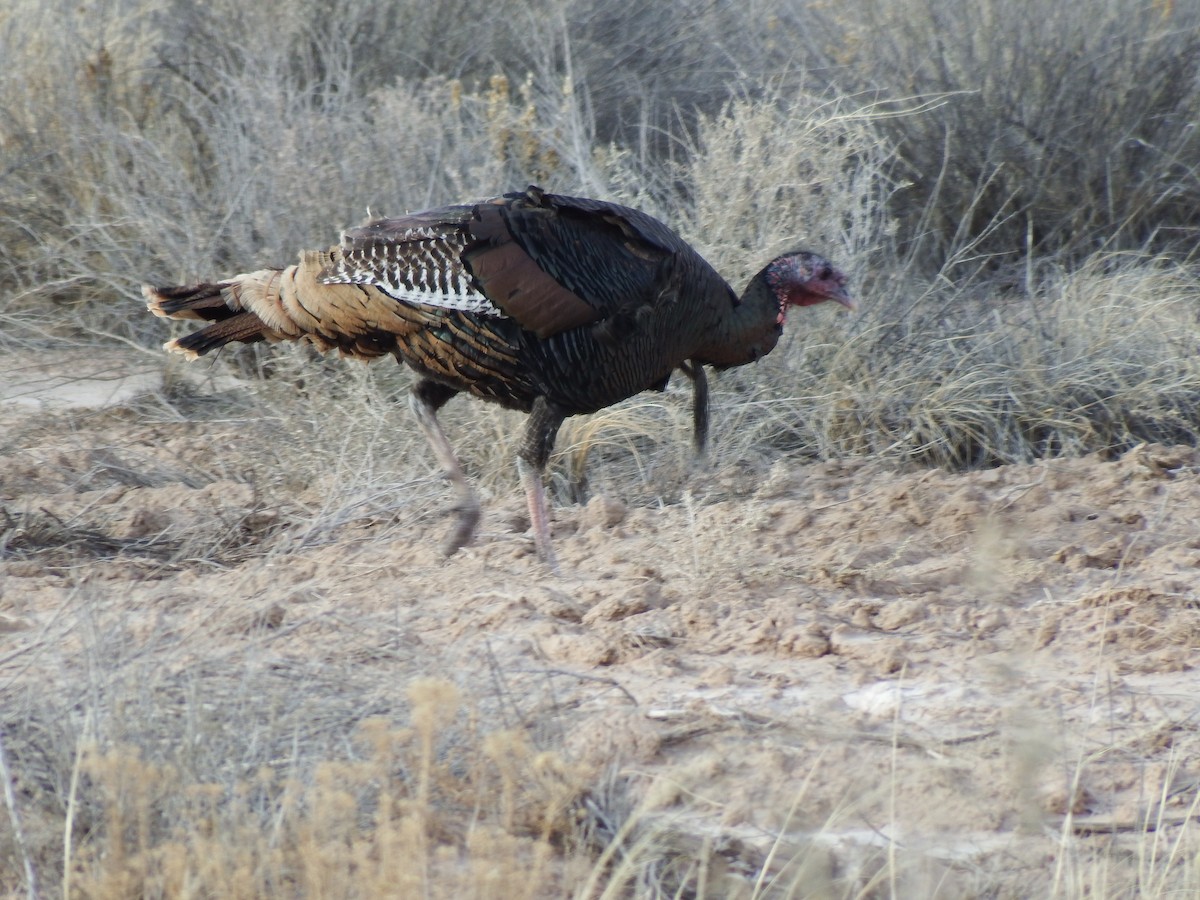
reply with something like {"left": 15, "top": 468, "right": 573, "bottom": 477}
{"left": 819, "top": 266, "right": 833, "bottom": 280}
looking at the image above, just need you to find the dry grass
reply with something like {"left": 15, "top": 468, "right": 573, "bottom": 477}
{"left": 796, "top": 0, "right": 1200, "bottom": 267}
{"left": 3, "top": 383, "right": 1199, "bottom": 896}
{"left": 782, "top": 253, "right": 1200, "bottom": 468}
{"left": 3, "top": 0, "right": 1200, "bottom": 896}
{"left": 5, "top": 0, "right": 1200, "bottom": 469}
{"left": 55, "top": 680, "right": 587, "bottom": 898}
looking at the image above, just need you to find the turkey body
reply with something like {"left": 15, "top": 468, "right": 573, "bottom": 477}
{"left": 145, "top": 186, "right": 853, "bottom": 568}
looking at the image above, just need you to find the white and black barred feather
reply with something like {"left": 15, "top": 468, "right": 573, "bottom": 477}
{"left": 318, "top": 223, "right": 506, "bottom": 318}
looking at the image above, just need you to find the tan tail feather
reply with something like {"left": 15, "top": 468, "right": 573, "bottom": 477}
{"left": 164, "top": 311, "right": 270, "bottom": 359}
{"left": 148, "top": 255, "right": 421, "bottom": 360}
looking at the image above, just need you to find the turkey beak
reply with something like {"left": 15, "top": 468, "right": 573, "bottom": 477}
{"left": 825, "top": 283, "right": 857, "bottom": 312}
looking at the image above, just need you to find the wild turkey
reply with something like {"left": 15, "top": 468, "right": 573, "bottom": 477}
{"left": 144, "top": 186, "right": 854, "bottom": 568}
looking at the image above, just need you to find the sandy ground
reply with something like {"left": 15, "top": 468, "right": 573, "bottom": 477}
{"left": 2, "top": 346, "right": 1199, "bottom": 894}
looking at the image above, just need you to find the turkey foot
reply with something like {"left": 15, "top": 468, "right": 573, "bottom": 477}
{"left": 517, "top": 397, "right": 567, "bottom": 571}
{"left": 408, "top": 379, "right": 481, "bottom": 556}
{"left": 442, "top": 495, "right": 482, "bottom": 558}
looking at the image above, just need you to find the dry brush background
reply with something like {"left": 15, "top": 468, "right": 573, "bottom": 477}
{"left": 2, "top": 0, "right": 1200, "bottom": 896}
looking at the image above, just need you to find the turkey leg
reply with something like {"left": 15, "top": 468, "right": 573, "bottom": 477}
{"left": 409, "top": 379, "right": 480, "bottom": 556}
{"left": 679, "top": 360, "right": 709, "bottom": 456}
{"left": 517, "top": 397, "right": 567, "bottom": 570}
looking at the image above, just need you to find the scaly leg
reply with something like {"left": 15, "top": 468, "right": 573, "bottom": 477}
{"left": 518, "top": 397, "right": 567, "bottom": 570}
{"left": 409, "top": 379, "right": 480, "bottom": 556}
{"left": 679, "top": 360, "right": 709, "bottom": 456}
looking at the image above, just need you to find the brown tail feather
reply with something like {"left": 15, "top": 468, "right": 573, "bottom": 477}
{"left": 143, "top": 282, "right": 238, "bottom": 322}
{"left": 164, "top": 311, "right": 269, "bottom": 359}
{"left": 144, "top": 269, "right": 297, "bottom": 358}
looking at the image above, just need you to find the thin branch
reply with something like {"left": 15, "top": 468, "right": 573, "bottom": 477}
{"left": 0, "top": 728, "right": 39, "bottom": 900}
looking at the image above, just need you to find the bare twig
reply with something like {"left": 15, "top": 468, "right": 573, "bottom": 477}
{"left": 62, "top": 714, "right": 91, "bottom": 900}
{"left": 0, "top": 728, "right": 39, "bottom": 900}
{"left": 512, "top": 667, "right": 639, "bottom": 707}
{"left": 1071, "top": 812, "right": 1200, "bottom": 836}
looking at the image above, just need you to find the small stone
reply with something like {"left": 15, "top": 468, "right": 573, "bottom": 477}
{"left": 829, "top": 625, "right": 904, "bottom": 673}
{"left": 540, "top": 632, "right": 616, "bottom": 666}
{"left": 1041, "top": 780, "right": 1095, "bottom": 816}
{"left": 582, "top": 594, "right": 649, "bottom": 625}
{"left": 0, "top": 615, "right": 30, "bottom": 633}
{"left": 779, "top": 626, "right": 830, "bottom": 658}
{"left": 874, "top": 599, "right": 926, "bottom": 631}
{"left": 581, "top": 495, "right": 627, "bottom": 529}
{"left": 248, "top": 604, "right": 286, "bottom": 631}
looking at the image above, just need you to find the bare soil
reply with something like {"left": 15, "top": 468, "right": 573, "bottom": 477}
{"left": 2, "top": 347, "right": 1198, "bottom": 895}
